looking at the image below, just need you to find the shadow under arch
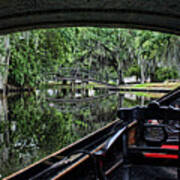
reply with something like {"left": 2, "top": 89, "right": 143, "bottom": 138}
{"left": 0, "top": 0, "right": 179, "bottom": 35}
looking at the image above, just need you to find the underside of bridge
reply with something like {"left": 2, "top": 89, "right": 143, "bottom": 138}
{"left": 0, "top": 0, "right": 180, "bottom": 35}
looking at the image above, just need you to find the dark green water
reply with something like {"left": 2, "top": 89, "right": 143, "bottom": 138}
{"left": 0, "top": 88, "right": 161, "bottom": 178}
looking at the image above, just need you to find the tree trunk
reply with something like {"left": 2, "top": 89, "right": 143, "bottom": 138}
{"left": 117, "top": 58, "right": 124, "bottom": 85}
{"left": 150, "top": 72, "right": 156, "bottom": 82}
{"left": 0, "top": 35, "right": 10, "bottom": 95}
{"left": 118, "top": 69, "right": 124, "bottom": 85}
{"left": 150, "top": 59, "right": 157, "bottom": 82}
{"left": 140, "top": 59, "right": 145, "bottom": 84}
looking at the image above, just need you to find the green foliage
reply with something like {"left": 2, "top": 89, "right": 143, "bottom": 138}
{"left": 8, "top": 30, "right": 76, "bottom": 87}
{"left": 155, "top": 67, "right": 179, "bottom": 81}
{"left": 1, "top": 28, "right": 179, "bottom": 87}
{"left": 125, "top": 65, "right": 141, "bottom": 78}
{"left": 9, "top": 32, "right": 43, "bottom": 87}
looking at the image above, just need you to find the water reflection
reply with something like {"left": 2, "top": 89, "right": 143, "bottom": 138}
{"left": 0, "top": 89, "right": 159, "bottom": 178}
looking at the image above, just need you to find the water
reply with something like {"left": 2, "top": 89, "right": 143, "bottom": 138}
{"left": 0, "top": 88, "right": 163, "bottom": 178}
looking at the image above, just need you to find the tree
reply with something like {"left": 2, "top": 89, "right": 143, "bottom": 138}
{"left": 2, "top": 27, "right": 178, "bottom": 88}
{"left": 0, "top": 35, "right": 10, "bottom": 93}
{"left": 133, "top": 31, "right": 173, "bottom": 82}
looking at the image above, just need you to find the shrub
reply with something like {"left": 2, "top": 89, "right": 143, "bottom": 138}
{"left": 155, "top": 67, "right": 179, "bottom": 82}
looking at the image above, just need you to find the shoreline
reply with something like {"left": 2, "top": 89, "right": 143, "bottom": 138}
{"left": 1, "top": 82, "right": 179, "bottom": 94}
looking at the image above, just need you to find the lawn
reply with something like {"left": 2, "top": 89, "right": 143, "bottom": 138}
{"left": 131, "top": 82, "right": 180, "bottom": 89}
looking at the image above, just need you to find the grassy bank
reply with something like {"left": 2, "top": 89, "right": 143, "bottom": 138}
{"left": 130, "top": 82, "right": 180, "bottom": 90}
{"left": 41, "top": 81, "right": 180, "bottom": 91}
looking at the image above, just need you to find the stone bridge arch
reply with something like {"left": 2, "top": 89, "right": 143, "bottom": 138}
{"left": 0, "top": 0, "right": 179, "bottom": 35}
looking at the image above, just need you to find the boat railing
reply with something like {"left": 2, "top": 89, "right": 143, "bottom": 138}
{"left": 93, "top": 102, "right": 180, "bottom": 180}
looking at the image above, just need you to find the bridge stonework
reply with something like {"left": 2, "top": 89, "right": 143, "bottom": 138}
{"left": 0, "top": 0, "right": 179, "bottom": 35}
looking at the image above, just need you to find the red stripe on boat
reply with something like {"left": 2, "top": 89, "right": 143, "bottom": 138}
{"left": 144, "top": 145, "right": 179, "bottom": 159}
{"left": 161, "top": 145, "right": 179, "bottom": 150}
{"left": 144, "top": 153, "right": 178, "bottom": 159}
